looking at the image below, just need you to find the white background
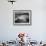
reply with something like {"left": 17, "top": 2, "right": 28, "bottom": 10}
{"left": 0, "top": 0, "right": 46, "bottom": 42}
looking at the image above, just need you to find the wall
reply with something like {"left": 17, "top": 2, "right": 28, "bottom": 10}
{"left": 0, "top": 0, "right": 46, "bottom": 41}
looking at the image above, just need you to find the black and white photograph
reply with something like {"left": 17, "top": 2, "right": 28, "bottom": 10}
{"left": 13, "top": 10, "right": 32, "bottom": 25}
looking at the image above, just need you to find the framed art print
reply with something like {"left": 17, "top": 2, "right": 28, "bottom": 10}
{"left": 13, "top": 10, "right": 32, "bottom": 25}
